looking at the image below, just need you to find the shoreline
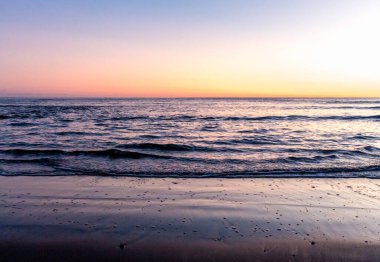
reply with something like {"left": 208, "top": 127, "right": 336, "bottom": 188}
{"left": 1, "top": 176, "right": 379, "bottom": 261}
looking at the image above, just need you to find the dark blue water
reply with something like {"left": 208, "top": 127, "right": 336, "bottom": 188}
{"left": 1, "top": 98, "right": 380, "bottom": 178}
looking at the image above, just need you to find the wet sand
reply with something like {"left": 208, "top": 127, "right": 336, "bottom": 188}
{"left": 0, "top": 176, "right": 379, "bottom": 261}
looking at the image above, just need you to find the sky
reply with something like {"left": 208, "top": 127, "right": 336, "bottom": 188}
{"left": 0, "top": 0, "right": 379, "bottom": 98}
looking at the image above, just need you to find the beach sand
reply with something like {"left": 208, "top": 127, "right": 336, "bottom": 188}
{"left": 0, "top": 176, "right": 379, "bottom": 261}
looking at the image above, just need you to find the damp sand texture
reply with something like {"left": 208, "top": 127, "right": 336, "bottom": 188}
{"left": 0, "top": 176, "right": 379, "bottom": 262}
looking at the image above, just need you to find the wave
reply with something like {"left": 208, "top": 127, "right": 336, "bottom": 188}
{"left": 9, "top": 122, "right": 36, "bottom": 127}
{"left": 363, "top": 146, "right": 380, "bottom": 152}
{"left": 64, "top": 114, "right": 380, "bottom": 122}
{"left": 223, "top": 115, "right": 380, "bottom": 121}
{"left": 109, "top": 116, "right": 149, "bottom": 121}
{"left": 163, "top": 114, "right": 380, "bottom": 122}
{"left": 285, "top": 106, "right": 380, "bottom": 110}
{"left": 1, "top": 148, "right": 171, "bottom": 159}
{"left": 2, "top": 110, "right": 380, "bottom": 122}
{"left": 1, "top": 98, "right": 380, "bottom": 179}
{"left": 138, "top": 134, "right": 161, "bottom": 139}
{"left": 328, "top": 106, "right": 380, "bottom": 110}
{"left": 117, "top": 143, "right": 247, "bottom": 153}
{"left": 115, "top": 165, "right": 380, "bottom": 178}
{"left": 0, "top": 115, "right": 10, "bottom": 120}
{"left": 349, "top": 134, "right": 378, "bottom": 140}
{"left": 2, "top": 144, "right": 378, "bottom": 160}
{"left": 116, "top": 143, "right": 212, "bottom": 152}
{"left": 56, "top": 131, "right": 93, "bottom": 136}
{"left": 220, "top": 137, "right": 284, "bottom": 145}
{"left": 0, "top": 158, "right": 58, "bottom": 165}
{"left": 1, "top": 147, "right": 380, "bottom": 178}
{"left": 283, "top": 147, "right": 380, "bottom": 157}
{"left": 2, "top": 165, "right": 380, "bottom": 178}
{"left": 274, "top": 155, "right": 338, "bottom": 164}
{"left": 324, "top": 100, "right": 380, "bottom": 105}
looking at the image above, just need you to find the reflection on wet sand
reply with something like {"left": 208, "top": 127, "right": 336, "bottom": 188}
{"left": 0, "top": 176, "right": 379, "bottom": 261}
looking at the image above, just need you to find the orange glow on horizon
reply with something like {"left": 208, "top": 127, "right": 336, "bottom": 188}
{"left": 1, "top": 1, "right": 379, "bottom": 98}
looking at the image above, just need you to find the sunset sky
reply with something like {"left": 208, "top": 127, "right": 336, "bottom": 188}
{"left": 0, "top": 0, "right": 379, "bottom": 98}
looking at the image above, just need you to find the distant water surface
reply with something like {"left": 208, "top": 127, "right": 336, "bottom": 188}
{"left": 0, "top": 98, "right": 379, "bottom": 178}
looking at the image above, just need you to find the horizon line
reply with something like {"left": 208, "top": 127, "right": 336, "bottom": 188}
{"left": 0, "top": 96, "right": 379, "bottom": 100}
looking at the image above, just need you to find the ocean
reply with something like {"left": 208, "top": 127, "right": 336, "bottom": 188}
{"left": 0, "top": 98, "right": 379, "bottom": 178}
